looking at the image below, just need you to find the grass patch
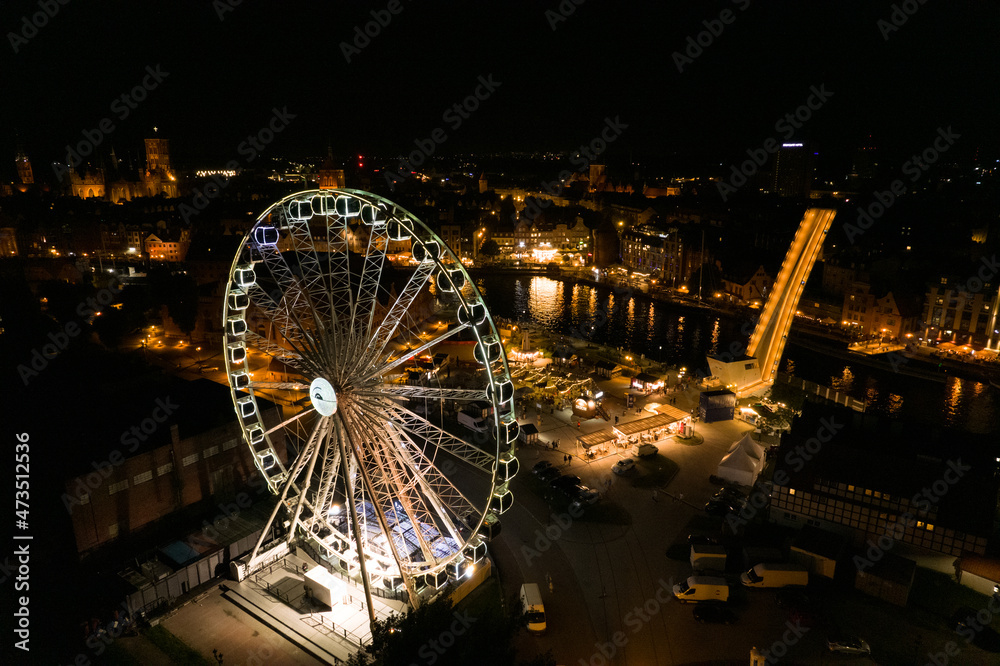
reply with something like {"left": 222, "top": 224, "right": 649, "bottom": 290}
{"left": 144, "top": 625, "right": 211, "bottom": 665}
{"left": 674, "top": 432, "right": 704, "bottom": 446}
{"left": 630, "top": 456, "right": 679, "bottom": 488}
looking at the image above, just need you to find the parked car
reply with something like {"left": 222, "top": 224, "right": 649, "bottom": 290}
{"left": 687, "top": 534, "right": 720, "bottom": 546}
{"left": 826, "top": 635, "right": 871, "bottom": 655}
{"left": 550, "top": 475, "right": 582, "bottom": 490}
{"left": 950, "top": 607, "right": 1000, "bottom": 652}
{"left": 568, "top": 485, "right": 600, "bottom": 505}
{"left": 612, "top": 459, "right": 636, "bottom": 475}
{"left": 712, "top": 487, "right": 746, "bottom": 502}
{"left": 693, "top": 602, "right": 737, "bottom": 625}
{"left": 705, "top": 499, "right": 742, "bottom": 517}
{"left": 532, "top": 461, "right": 553, "bottom": 476}
{"left": 537, "top": 467, "right": 561, "bottom": 483}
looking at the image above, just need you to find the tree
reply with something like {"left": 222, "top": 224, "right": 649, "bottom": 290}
{"left": 479, "top": 239, "right": 500, "bottom": 258}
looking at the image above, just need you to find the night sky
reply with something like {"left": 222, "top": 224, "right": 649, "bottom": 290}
{"left": 1, "top": 0, "right": 998, "bottom": 172}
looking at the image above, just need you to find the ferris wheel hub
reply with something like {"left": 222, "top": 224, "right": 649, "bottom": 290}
{"left": 309, "top": 377, "right": 338, "bottom": 416}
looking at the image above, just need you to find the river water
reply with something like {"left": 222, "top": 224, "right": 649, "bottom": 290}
{"left": 473, "top": 274, "right": 999, "bottom": 433}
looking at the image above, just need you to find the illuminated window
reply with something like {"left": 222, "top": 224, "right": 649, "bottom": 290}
{"left": 864, "top": 489, "right": 872, "bottom": 496}
{"left": 133, "top": 470, "right": 153, "bottom": 485}
{"left": 182, "top": 453, "right": 199, "bottom": 467}
{"left": 926, "top": 523, "right": 934, "bottom": 532}
{"left": 203, "top": 445, "right": 220, "bottom": 459}
{"left": 847, "top": 485, "right": 855, "bottom": 492}
{"left": 157, "top": 462, "right": 174, "bottom": 476}
{"left": 108, "top": 480, "right": 129, "bottom": 495}
{"left": 789, "top": 489, "right": 796, "bottom": 495}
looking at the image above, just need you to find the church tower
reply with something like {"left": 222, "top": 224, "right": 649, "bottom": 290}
{"left": 318, "top": 146, "right": 345, "bottom": 190}
{"left": 15, "top": 144, "right": 34, "bottom": 186}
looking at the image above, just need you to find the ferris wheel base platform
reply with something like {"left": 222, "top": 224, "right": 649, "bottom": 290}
{"left": 222, "top": 580, "right": 358, "bottom": 663}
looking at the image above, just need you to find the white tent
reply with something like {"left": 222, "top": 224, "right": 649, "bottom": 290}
{"left": 728, "top": 432, "right": 764, "bottom": 464}
{"left": 716, "top": 447, "right": 760, "bottom": 487}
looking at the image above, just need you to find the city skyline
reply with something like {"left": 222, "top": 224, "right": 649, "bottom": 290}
{"left": 2, "top": 1, "right": 999, "bottom": 171}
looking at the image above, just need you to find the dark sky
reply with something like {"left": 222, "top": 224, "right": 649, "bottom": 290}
{"left": 1, "top": 0, "right": 997, "bottom": 172}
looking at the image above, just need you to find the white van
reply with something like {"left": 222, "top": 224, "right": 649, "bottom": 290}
{"left": 458, "top": 410, "right": 488, "bottom": 432}
{"left": 672, "top": 576, "right": 729, "bottom": 603}
{"left": 520, "top": 583, "right": 547, "bottom": 634}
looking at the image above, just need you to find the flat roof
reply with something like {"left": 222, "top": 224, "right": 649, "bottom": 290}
{"left": 614, "top": 412, "right": 682, "bottom": 436}
{"left": 654, "top": 404, "right": 690, "bottom": 421}
{"left": 577, "top": 430, "right": 618, "bottom": 447}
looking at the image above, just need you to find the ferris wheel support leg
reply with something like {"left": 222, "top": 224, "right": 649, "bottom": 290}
{"left": 341, "top": 412, "right": 423, "bottom": 611}
{"left": 335, "top": 423, "right": 378, "bottom": 628}
{"left": 288, "top": 421, "right": 327, "bottom": 546}
{"left": 246, "top": 477, "right": 300, "bottom": 571}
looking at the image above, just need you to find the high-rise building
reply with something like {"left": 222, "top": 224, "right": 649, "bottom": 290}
{"left": 762, "top": 143, "right": 815, "bottom": 197}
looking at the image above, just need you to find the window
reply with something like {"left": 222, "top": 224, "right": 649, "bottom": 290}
{"left": 108, "top": 480, "right": 129, "bottom": 495}
{"left": 133, "top": 470, "right": 153, "bottom": 485}
{"left": 79, "top": 492, "right": 90, "bottom": 505}
{"left": 182, "top": 453, "right": 199, "bottom": 467}
{"left": 108, "top": 523, "right": 119, "bottom": 538}
{"left": 157, "top": 462, "right": 174, "bottom": 476}
{"left": 789, "top": 488, "right": 796, "bottom": 495}
{"left": 203, "top": 445, "right": 220, "bottom": 459}
{"left": 223, "top": 439, "right": 237, "bottom": 451}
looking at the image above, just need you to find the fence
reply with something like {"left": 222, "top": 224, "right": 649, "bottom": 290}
{"left": 124, "top": 526, "right": 269, "bottom": 617}
{"left": 776, "top": 372, "right": 865, "bottom": 412}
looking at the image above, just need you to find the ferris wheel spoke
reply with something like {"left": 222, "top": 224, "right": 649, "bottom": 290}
{"left": 353, "top": 261, "right": 435, "bottom": 378}
{"left": 351, "top": 221, "right": 389, "bottom": 342}
{"left": 243, "top": 331, "right": 306, "bottom": 372}
{"left": 349, "top": 405, "right": 455, "bottom": 567}
{"left": 389, "top": 426, "right": 477, "bottom": 539}
{"left": 340, "top": 407, "right": 428, "bottom": 588}
{"left": 361, "top": 385, "right": 489, "bottom": 402}
{"left": 309, "top": 415, "right": 344, "bottom": 531}
{"left": 363, "top": 322, "right": 470, "bottom": 383}
{"left": 281, "top": 207, "right": 335, "bottom": 332}
{"left": 358, "top": 396, "right": 497, "bottom": 473}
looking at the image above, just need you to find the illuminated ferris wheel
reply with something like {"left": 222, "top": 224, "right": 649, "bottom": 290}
{"left": 222, "top": 189, "right": 518, "bottom": 608}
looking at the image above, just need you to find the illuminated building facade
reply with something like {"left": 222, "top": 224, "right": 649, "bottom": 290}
{"left": 922, "top": 279, "right": 1000, "bottom": 348}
